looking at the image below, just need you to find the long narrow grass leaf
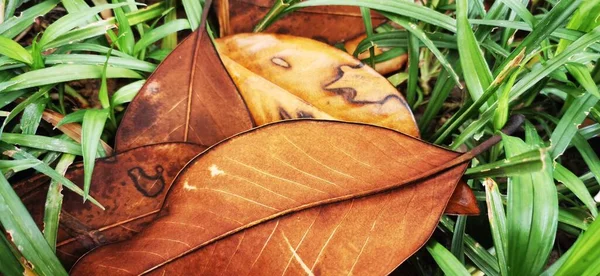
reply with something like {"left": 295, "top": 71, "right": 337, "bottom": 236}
{"left": 0, "top": 65, "right": 142, "bottom": 92}
{"left": 43, "top": 154, "right": 75, "bottom": 252}
{"left": 288, "top": 0, "right": 457, "bottom": 32}
{"left": 38, "top": 3, "right": 128, "bottom": 47}
{"left": 81, "top": 109, "right": 109, "bottom": 201}
{"left": 0, "top": 143, "right": 103, "bottom": 208}
{"left": 0, "top": 173, "right": 68, "bottom": 276}
{"left": 0, "top": 35, "right": 33, "bottom": 65}
{"left": 484, "top": 178, "right": 508, "bottom": 276}
{"left": 426, "top": 240, "right": 470, "bottom": 276}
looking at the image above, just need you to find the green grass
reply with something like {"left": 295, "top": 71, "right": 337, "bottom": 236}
{"left": 1, "top": 0, "right": 600, "bottom": 275}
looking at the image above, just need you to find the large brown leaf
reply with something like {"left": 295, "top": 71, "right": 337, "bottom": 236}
{"left": 14, "top": 143, "right": 204, "bottom": 269}
{"left": 216, "top": 0, "right": 386, "bottom": 44}
{"left": 71, "top": 120, "right": 469, "bottom": 275}
{"left": 114, "top": 28, "right": 253, "bottom": 151}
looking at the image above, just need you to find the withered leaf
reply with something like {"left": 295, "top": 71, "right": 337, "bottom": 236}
{"left": 216, "top": 33, "right": 419, "bottom": 137}
{"left": 72, "top": 120, "right": 469, "bottom": 275}
{"left": 114, "top": 28, "right": 253, "bottom": 152}
{"left": 15, "top": 143, "right": 204, "bottom": 269}
{"left": 115, "top": 29, "right": 476, "bottom": 215}
{"left": 216, "top": 0, "right": 386, "bottom": 44}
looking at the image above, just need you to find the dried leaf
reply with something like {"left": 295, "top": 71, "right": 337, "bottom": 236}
{"left": 114, "top": 28, "right": 253, "bottom": 151}
{"left": 15, "top": 143, "right": 204, "bottom": 268}
{"left": 445, "top": 179, "right": 479, "bottom": 215}
{"left": 114, "top": 30, "right": 476, "bottom": 216}
{"left": 216, "top": 33, "right": 419, "bottom": 137}
{"left": 216, "top": 0, "right": 386, "bottom": 44}
{"left": 72, "top": 120, "right": 469, "bottom": 275}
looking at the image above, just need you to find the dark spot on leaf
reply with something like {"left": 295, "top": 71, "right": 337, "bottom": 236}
{"left": 128, "top": 166, "right": 165, "bottom": 197}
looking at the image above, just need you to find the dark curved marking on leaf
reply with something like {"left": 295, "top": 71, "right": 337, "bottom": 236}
{"left": 279, "top": 107, "right": 293, "bottom": 120}
{"left": 271, "top": 57, "right": 291, "bottom": 68}
{"left": 323, "top": 63, "right": 406, "bottom": 105}
{"left": 128, "top": 166, "right": 166, "bottom": 197}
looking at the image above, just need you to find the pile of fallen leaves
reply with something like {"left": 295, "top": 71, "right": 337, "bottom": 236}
{"left": 15, "top": 2, "right": 487, "bottom": 275}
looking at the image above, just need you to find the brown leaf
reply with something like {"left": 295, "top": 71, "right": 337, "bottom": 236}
{"left": 71, "top": 120, "right": 469, "bottom": 275}
{"left": 445, "top": 180, "right": 479, "bottom": 215}
{"left": 114, "top": 28, "right": 253, "bottom": 152}
{"left": 216, "top": 0, "right": 386, "bottom": 44}
{"left": 216, "top": 33, "right": 419, "bottom": 137}
{"left": 15, "top": 143, "right": 204, "bottom": 269}
{"left": 115, "top": 29, "right": 476, "bottom": 216}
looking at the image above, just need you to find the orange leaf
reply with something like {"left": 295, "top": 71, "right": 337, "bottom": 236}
{"left": 72, "top": 120, "right": 469, "bottom": 275}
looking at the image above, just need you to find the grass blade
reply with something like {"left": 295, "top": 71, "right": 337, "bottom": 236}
{"left": 81, "top": 109, "right": 109, "bottom": 201}
{"left": 566, "top": 63, "right": 600, "bottom": 98}
{"left": 113, "top": 0, "right": 135, "bottom": 56}
{"left": 0, "top": 35, "right": 33, "bottom": 65}
{"left": 0, "top": 143, "right": 103, "bottom": 208}
{"left": 427, "top": 240, "right": 470, "bottom": 276}
{"left": 161, "top": 0, "right": 178, "bottom": 50}
{"left": 0, "top": 86, "right": 52, "bottom": 135}
{"left": 503, "top": 134, "right": 558, "bottom": 276}
{"left": 44, "top": 3, "right": 166, "bottom": 50}
{"left": 382, "top": 12, "right": 462, "bottom": 89}
{"left": 554, "top": 163, "right": 598, "bottom": 217}
{"left": 20, "top": 98, "right": 46, "bottom": 135}
{"left": 0, "top": 0, "right": 60, "bottom": 39}
{"left": 44, "top": 54, "right": 156, "bottom": 72}
{"left": 112, "top": 79, "right": 145, "bottom": 106}
{"left": 182, "top": 0, "right": 204, "bottom": 30}
{"left": 484, "top": 178, "right": 508, "bottom": 276}
{"left": 56, "top": 109, "right": 87, "bottom": 127}
{"left": 133, "top": 19, "right": 190, "bottom": 55}
{"left": 0, "top": 133, "right": 82, "bottom": 155}
{"left": 288, "top": 0, "right": 457, "bottom": 32}
{"left": 465, "top": 148, "right": 546, "bottom": 179}
{"left": 555, "top": 216, "right": 600, "bottom": 275}
{"left": 439, "top": 216, "right": 500, "bottom": 275}
{"left": 451, "top": 215, "right": 467, "bottom": 264}
{"left": 0, "top": 230, "right": 24, "bottom": 276}
{"left": 550, "top": 93, "right": 597, "bottom": 159}
{"left": 556, "top": 0, "right": 600, "bottom": 54}
{"left": 0, "top": 173, "right": 68, "bottom": 276}
{"left": 38, "top": 3, "right": 128, "bottom": 48}
{"left": 493, "top": 0, "right": 582, "bottom": 76}
{"left": 0, "top": 159, "right": 41, "bottom": 174}
{"left": 498, "top": 0, "right": 535, "bottom": 27}
{"left": 43, "top": 153, "right": 75, "bottom": 252}
{"left": 359, "top": 7, "right": 376, "bottom": 68}
{"left": 0, "top": 65, "right": 143, "bottom": 92}
{"left": 456, "top": 0, "right": 493, "bottom": 106}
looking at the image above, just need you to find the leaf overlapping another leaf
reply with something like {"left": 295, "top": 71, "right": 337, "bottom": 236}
{"left": 15, "top": 143, "right": 204, "bottom": 269}
{"left": 72, "top": 120, "right": 469, "bottom": 275}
